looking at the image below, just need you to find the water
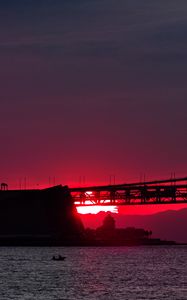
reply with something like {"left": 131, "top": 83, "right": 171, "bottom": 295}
{"left": 0, "top": 246, "right": 187, "bottom": 300}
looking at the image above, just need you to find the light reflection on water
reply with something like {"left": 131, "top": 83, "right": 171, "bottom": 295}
{"left": 0, "top": 246, "right": 187, "bottom": 299}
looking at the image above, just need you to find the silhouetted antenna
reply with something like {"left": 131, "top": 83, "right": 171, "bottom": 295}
{"left": 79, "top": 175, "right": 85, "bottom": 186}
{"left": 24, "top": 177, "right": 26, "bottom": 190}
{"left": 53, "top": 176, "right": 56, "bottom": 186}
{"left": 143, "top": 174, "right": 146, "bottom": 184}
{"left": 171, "top": 172, "right": 174, "bottom": 185}
{"left": 1, "top": 182, "right": 8, "bottom": 191}
{"left": 109, "top": 175, "right": 115, "bottom": 185}
{"left": 19, "top": 178, "right": 22, "bottom": 190}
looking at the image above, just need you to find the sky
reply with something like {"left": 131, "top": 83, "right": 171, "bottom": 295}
{"left": 0, "top": 0, "right": 187, "bottom": 191}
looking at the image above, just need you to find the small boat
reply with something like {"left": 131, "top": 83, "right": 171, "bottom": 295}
{"left": 52, "top": 255, "right": 66, "bottom": 261}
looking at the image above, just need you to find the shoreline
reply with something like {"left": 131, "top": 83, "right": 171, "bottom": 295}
{"left": 0, "top": 238, "right": 180, "bottom": 247}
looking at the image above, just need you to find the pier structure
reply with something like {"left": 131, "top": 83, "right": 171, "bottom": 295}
{"left": 70, "top": 177, "right": 187, "bottom": 206}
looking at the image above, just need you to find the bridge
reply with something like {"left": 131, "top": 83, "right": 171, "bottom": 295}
{"left": 70, "top": 177, "right": 187, "bottom": 206}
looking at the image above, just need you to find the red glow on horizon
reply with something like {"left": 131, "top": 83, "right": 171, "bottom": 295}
{"left": 76, "top": 203, "right": 187, "bottom": 215}
{"left": 77, "top": 205, "right": 118, "bottom": 214}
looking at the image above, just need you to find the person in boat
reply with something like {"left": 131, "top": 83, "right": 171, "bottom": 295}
{"left": 52, "top": 255, "right": 66, "bottom": 260}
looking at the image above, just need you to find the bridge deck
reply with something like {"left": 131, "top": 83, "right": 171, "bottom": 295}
{"left": 70, "top": 177, "right": 187, "bottom": 206}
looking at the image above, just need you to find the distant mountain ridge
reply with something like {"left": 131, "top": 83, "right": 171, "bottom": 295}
{"left": 79, "top": 208, "right": 187, "bottom": 243}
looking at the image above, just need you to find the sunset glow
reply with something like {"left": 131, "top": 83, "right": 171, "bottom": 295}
{"left": 76, "top": 205, "right": 118, "bottom": 214}
{"left": 1, "top": 1, "right": 187, "bottom": 298}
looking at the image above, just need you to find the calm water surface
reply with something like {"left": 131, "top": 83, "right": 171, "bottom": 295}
{"left": 0, "top": 246, "right": 186, "bottom": 300}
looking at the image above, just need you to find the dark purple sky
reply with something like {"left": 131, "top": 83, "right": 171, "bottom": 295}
{"left": 0, "top": 1, "right": 187, "bottom": 188}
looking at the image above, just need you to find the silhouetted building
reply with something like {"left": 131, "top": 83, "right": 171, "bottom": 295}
{"left": 102, "top": 214, "right": 116, "bottom": 230}
{"left": 0, "top": 185, "right": 84, "bottom": 245}
{"left": 84, "top": 214, "right": 174, "bottom": 246}
{"left": 96, "top": 214, "right": 116, "bottom": 241}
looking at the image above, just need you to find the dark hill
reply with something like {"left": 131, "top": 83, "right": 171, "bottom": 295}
{"left": 79, "top": 208, "right": 187, "bottom": 243}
